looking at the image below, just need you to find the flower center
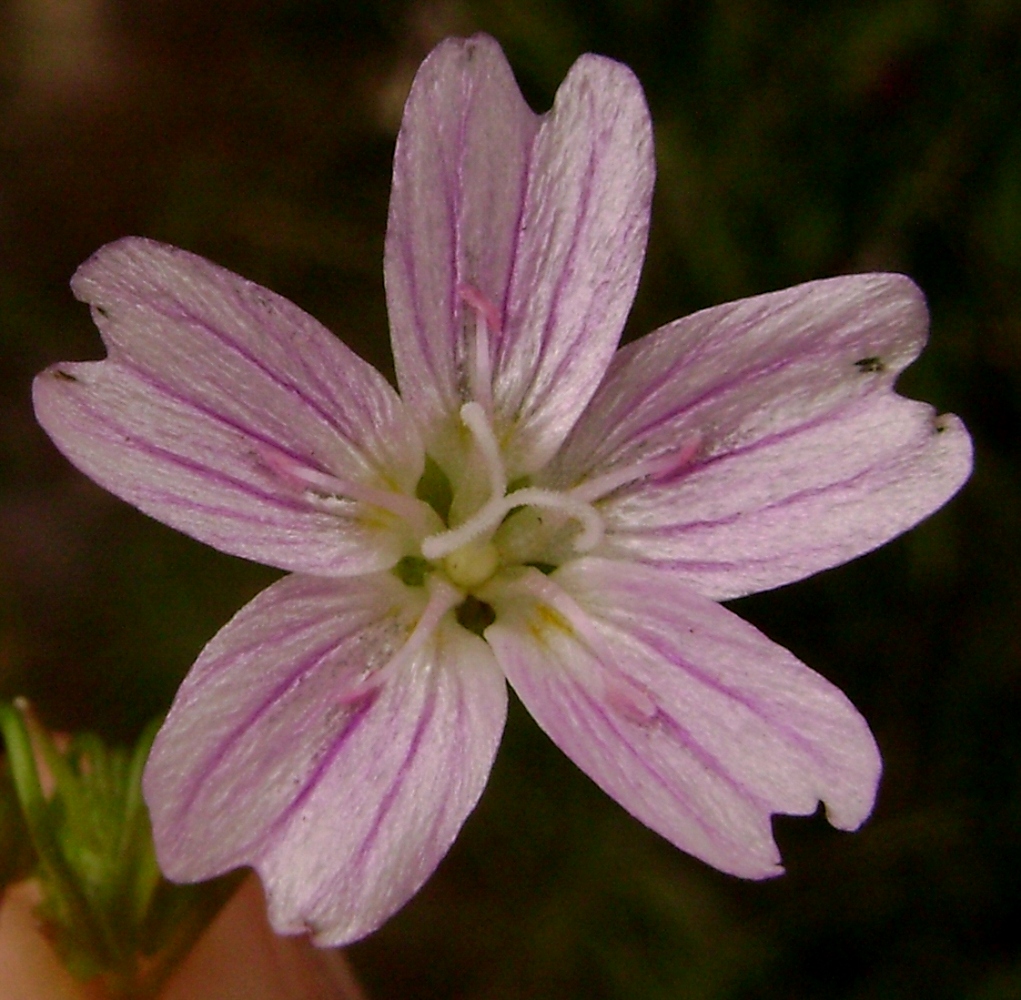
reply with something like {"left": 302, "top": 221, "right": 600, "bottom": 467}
{"left": 419, "top": 401, "right": 604, "bottom": 584}
{"left": 410, "top": 284, "right": 702, "bottom": 594}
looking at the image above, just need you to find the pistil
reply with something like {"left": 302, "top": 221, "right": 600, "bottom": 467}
{"left": 421, "top": 402, "right": 508, "bottom": 560}
{"left": 421, "top": 403, "right": 608, "bottom": 564}
{"left": 443, "top": 539, "right": 500, "bottom": 589}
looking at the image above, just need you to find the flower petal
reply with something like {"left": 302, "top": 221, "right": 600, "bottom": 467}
{"left": 143, "top": 572, "right": 507, "bottom": 946}
{"left": 548, "top": 274, "right": 973, "bottom": 599}
{"left": 385, "top": 35, "right": 654, "bottom": 473}
{"left": 494, "top": 52, "right": 654, "bottom": 473}
{"left": 483, "top": 560, "right": 881, "bottom": 879}
{"left": 34, "top": 238, "right": 425, "bottom": 576}
{"left": 385, "top": 35, "right": 540, "bottom": 449}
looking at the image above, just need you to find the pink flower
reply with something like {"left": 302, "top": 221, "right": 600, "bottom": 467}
{"left": 33, "top": 35, "right": 972, "bottom": 946}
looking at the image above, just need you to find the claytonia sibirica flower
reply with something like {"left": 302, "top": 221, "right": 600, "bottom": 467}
{"left": 33, "top": 34, "right": 972, "bottom": 947}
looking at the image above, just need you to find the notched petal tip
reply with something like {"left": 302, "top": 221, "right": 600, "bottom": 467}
{"left": 32, "top": 360, "right": 94, "bottom": 440}
{"left": 814, "top": 705, "right": 883, "bottom": 835}
{"left": 488, "top": 561, "right": 883, "bottom": 880}
{"left": 558, "top": 265, "right": 972, "bottom": 600}
{"left": 70, "top": 235, "right": 177, "bottom": 312}
{"left": 423, "top": 31, "right": 507, "bottom": 68}
{"left": 492, "top": 46, "right": 655, "bottom": 472}
{"left": 557, "top": 50, "right": 651, "bottom": 130}
{"left": 39, "top": 232, "right": 426, "bottom": 577}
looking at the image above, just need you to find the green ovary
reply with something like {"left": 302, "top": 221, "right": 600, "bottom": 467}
{"left": 442, "top": 539, "right": 501, "bottom": 589}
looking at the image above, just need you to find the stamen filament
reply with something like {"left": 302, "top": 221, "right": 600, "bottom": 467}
{"left": 458, "top": 284, "right": 500, "bottom": 414}
{"left": 339, "top": 577, "right": 461, "bottom": 703}
{"left": 460, "top": 402, "right": 506, "bottom": 500}
{"left": 516, "top": 570, "right": 657, "bottom": 722}
{"left": 571, "top": 435, "right": 702, "bottom": 503}
{"left": 257, "top": 444, "right": 436, "bottom": 534}
{"left": 422, "top": 402, "right": 506, "bottom": 559}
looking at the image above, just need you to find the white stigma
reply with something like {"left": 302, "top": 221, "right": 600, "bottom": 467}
{"left": 421, "top": 402, "right": 606, "bottom": 564}
{"left": 421, "top": 402, "right": 508, "bottom": 560}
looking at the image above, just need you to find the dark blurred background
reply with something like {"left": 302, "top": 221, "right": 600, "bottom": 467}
{"left": 1, "top": 1, "right": 1018, "bottom": 997}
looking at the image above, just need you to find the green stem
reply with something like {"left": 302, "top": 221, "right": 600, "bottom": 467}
{"left": 0, "top": 701, "right": 114, "bottom": 967}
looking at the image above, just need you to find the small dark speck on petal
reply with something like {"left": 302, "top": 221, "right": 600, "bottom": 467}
{"left": 53, "top": 369, "right": 78, "bottom": 382}
{"left": 95, "top": 305, "right": 110, "bottom": 318}
{"left": 854, "top": 356, "right": 885, "bottom": 374}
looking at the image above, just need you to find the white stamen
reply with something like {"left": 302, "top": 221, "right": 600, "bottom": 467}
{"left": 518, "top": 570, "right": 606, "bottom": 649}
{"left": 571, "top": 435, "right": 702, "bottom": 503}
{"left": 257, "top": 444, "right": 435, "bottom": 534}
{"left": 517, "top": 570, "right": 657, "bottom": 723}
{"left": 460, "top": 402, "right": 506, "bottom": 500}
{"left": 458, "top": 284, "right": 499, "bottom": 414}
{"left": 338, "top": 577, "right": 461, "bottom": 704}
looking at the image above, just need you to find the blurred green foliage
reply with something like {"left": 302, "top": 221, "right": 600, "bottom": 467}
{"left": 0, "top": 701, "right": 242, "bottom": 997}
{"left": 1, "top": 1, "right": 1019, "bottom": 997}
